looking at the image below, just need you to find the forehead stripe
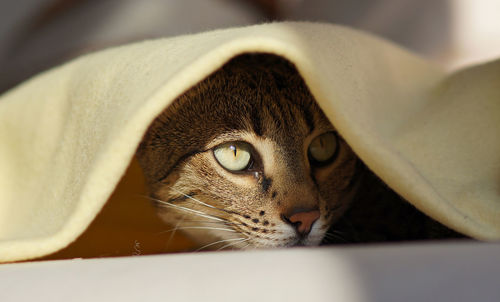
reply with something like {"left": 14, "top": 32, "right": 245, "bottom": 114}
{"left": 250, "top": 101, "right": 264, "bottom": 137}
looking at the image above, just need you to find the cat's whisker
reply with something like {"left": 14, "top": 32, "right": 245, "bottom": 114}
{"left": 151, "top": 197, "right": 226, "bottom": 223}
{"left": 323, "top": 231, "right": 350, "bottom": 243}
{"left": 217, "top": 238, "right": 250, "bottom": 251}
{"left": 160, "top": 226, "right": 237, "bottom": 234}
{"left": 329, "top": 229, "right": 348, "bottom": 236}
{"left": 169, "top": 188, "right": 228, "bottom": 213}
{"left": 195, "top": 238, "right": 248, "bottom": 252}
{"left": 323, "top": 232, "right": 341, "bottom": 239}
{"left": 179, "top": 220, "right": 246, "bottom": 227}
{"left": 164, "top": 215, "right": 186, "bottom": 249}
{"left": 240, "top": 243, "right": 251, "bottom": 250}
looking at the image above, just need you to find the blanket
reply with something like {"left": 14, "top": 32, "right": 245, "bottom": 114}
{"left": 0, "top": 22, "right": 499, "bottom": 263}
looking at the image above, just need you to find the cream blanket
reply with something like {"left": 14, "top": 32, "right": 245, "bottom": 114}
{"left": 0, "top": 22, "right": 499, "bottom": 263}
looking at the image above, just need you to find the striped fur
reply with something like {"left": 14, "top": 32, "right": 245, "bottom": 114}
{"left": 136, "top": 54, "right": 462, "bottom": 250}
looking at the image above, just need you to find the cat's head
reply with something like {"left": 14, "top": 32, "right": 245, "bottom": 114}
{"left": 137, "top": 54, "right": 360, "bottom": 250}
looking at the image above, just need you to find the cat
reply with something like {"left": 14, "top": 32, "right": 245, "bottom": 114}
{"left": 136, "top": 53, "right": 463, "bottom": 250}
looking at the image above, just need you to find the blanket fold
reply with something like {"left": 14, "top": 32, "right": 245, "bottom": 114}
{"left": 0, "top": 22, "right": 499, "bottom": 263}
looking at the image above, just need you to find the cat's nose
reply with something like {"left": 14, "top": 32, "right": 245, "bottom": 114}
{"left": 282, "top": 210, "right": 320, "bottom": 236}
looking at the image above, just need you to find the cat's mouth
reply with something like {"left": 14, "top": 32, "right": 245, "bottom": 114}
{"left": 292, "top": 234, "right": 325, "bottom": 247}
{"left": 224, "top": 224, "right": 326, "bottom": 250}
{"left": 272, "top": 226, "right": 327, "bottom": 248}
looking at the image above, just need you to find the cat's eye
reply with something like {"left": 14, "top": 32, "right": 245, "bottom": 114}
{"left": 308, "top": 132, "right": 338, "bottom": 166}
{"left": 213, "top": 142, "right": 253, "bottom": 172}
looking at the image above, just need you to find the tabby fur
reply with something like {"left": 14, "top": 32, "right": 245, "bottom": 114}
{"left": 137, "top": 53, "right": 463, "bottom": 250}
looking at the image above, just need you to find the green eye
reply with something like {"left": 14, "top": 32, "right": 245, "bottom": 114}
{"left": 308, "top": 132, "right": 338, "bottom": 165}
{"left": 213, "top": 142, "right": 252, "bottom": 172}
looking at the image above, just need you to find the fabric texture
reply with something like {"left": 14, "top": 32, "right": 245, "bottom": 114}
{"left": 0, "top": 22, "right": 499, "bottom": 263}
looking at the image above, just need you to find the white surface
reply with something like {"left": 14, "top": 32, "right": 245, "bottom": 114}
{"left": 1, "top": 241, "right": 499, "bottom": 302}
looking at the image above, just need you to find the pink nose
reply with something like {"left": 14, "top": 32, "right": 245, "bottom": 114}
{"left": 285, "top": 210, "right": 320, "bottom": 235}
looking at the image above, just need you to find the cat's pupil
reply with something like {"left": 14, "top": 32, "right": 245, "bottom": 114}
{"left": 213, "top": 141, "right": 252, "bottom": 172}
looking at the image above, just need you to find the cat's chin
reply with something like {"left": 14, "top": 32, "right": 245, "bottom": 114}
{"left": 285, "top": 235, "right": 325, "bottom": 248}
{"left": 226, "top": 232, "right": 325, "bottom": 250}
{"left": 210, "top": 223, "right": 326, "bottom": 250}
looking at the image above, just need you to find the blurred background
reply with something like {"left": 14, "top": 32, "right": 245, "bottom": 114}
{"left": 1, "top": 0, "right": 500, "bottom": 94}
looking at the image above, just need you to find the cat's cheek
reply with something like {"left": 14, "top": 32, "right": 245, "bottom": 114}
{"left": 205, "top": 157, "right": 257, "bottom": 190}
{"left": 303, "top": 233, "right": 326, "bottom": 246}
{"left": 297, "top": 216, "right": 327, "bottom": 246}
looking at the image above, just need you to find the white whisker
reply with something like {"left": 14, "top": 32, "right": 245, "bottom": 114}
{"left": 196, "top": 238, "right": 247, "bottom": 252}
{"left": 240, "top": 243, "right": 251, "bottom": 250}
{"left": 181, "top": 220, "right": 244, "bottom": 227}
{"left": 170, "top": 188, "right": 225, "bottom": 212}
{"left": 165, "top": 215, "right": 186, "bottom": 249}
{"left": 324, "top": 232, "right": 348, "bottom": 243}
{"left": 217, "top": 238, "right": 250, "bottom": 250}
{"left": 160, "top": 226, "right": 236, "bottom": 234}
{"left": 151, "top": 197, "right": 226, "bottom": 222}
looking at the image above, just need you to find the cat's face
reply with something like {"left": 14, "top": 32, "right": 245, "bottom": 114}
{"left": 137, "top": 54, "right": 360, "bottom": 250}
